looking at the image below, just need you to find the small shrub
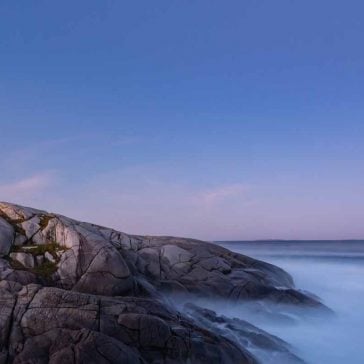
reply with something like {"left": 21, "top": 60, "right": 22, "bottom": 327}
{"left": 12, "top": 242, "right": 62, "bottom": 258}
{"left": 33, "top": 261, "right": 58, "bottom": 279}
{"left": 39, "top": 215, "right": 54, "bottom": 230}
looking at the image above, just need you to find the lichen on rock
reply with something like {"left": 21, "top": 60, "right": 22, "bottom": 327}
{"left": 0, "top": 202, "right": 327, "bottom": 363}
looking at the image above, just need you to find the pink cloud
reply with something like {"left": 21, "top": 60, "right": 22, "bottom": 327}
{"left": 0, "top": 172, "right": 55, "bottom": 201}
{"left": 200, "top": 184, "right": 248, "bottom": 206}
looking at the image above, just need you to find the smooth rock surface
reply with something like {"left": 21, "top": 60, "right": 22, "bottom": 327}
{"left": 0, "top": 202, "right": 326, "bottom": 363}
{"left": 0, "top": 202, "right": 329, "bottom": 308}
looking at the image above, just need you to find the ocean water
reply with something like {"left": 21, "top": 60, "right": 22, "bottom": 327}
{"left": 217, "top": 241, "right": 364, "bottom": 364}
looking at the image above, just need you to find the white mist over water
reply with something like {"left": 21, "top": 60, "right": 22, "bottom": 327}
{"left": 218, "top": 241, "right": 364, "bottom": 364}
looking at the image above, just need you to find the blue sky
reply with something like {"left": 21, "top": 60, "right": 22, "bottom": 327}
{"left": 1, "top": 0, "right": 364, "bottom": 240}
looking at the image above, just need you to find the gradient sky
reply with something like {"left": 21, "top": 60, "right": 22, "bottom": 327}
{"left": 1, "top": 0, "right": 364, "bottom": 240}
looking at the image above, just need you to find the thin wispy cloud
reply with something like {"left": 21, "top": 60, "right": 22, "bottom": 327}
{"left": 200, "top": 183, "right": 248, "bottom": 206}
{"left": 45, "top": 166, "right": 253, "bottom": 240}
{"left": 0, "top": 172, "right": 55, "bottom": 202}
{"left": 2, "top": 133, "right": 141, "bottom": 165}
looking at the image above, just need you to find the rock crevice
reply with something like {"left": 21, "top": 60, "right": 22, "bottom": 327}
{"left": 0, "top": 202, "right": 326, "bottom": 363}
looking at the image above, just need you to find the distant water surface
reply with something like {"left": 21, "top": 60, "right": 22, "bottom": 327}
{"left": 217, "top": 240, "right": 364, "bottom": 364}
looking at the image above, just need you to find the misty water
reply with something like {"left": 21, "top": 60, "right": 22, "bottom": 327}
{"left": 215, "top": 241, "right": 364, "bottom": 364}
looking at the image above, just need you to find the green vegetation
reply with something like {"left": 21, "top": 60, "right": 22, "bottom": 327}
{"left": 0, "top": 210, "right": 26, "bottom": 235}
{"left": 2, "top": 210, "right": 61, "bottom": 283}
{"left": 39, "top": 214, "right": 54, "bottom": 230}
{"left": 8, "top": 257, "right": 58, "bottom": 280}
{"left": 0, "top": 209, "right": 24, "bottom": 225}
{"left": 9, "top": 242, "right": 65, "bottom": 281}
{"left": 11, "top": 242, "right": 61, "bottom": 258}
{"left": 33, "top": 261, "right": 58, "bottom": 279}
{"left": 14, "top": 225, "right": 26, "bottom": 235}
{"left": 7, "top": 257, "right": 25, "bottom": 270}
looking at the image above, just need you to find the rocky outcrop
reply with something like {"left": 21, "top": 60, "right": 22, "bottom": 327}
{"left": 0, "top": 202, "right": 323, "bottom": 307}
{"left": 0, "top": 283, "right": 257, "bottom": 364}
{"left": 184, "top": 303, "right": 305, "bottom": 364}
{"left": 0, "top": 202, "right": 326, "bottom": 363}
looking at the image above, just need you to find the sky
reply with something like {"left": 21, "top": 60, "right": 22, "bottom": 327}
{"left": 1, "top": 0, "right": 364, "bottom": 240}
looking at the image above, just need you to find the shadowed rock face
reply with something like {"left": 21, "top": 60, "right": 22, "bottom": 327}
{"left": 0, "top": 283, "right": 257, "bottom": 364}
{"left": 0, "top": 219, "right": 13, "bottom": 257}
{"left": 0, "top": 202, "right": 323, "bottom": 363}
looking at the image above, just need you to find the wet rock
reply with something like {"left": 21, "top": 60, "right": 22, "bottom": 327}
{"left": 184, "top": 303, "right": 305, "bottom": 364}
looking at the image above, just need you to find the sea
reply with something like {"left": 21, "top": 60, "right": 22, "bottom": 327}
{"left": 216, "top": 240, "right": 364, "bottom": 364}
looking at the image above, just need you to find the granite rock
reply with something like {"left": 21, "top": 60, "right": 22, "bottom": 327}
{"left": 0, "top": 201, "right": 327, "bottom": 363}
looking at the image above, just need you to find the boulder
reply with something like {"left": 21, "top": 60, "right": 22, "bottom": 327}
{"left": 21, "top": 217, "right": 41, "bottom": 240}
{"left": 161, "top": 244, "right": 194, "bottom": 266}
{"left": 44, "top": 251, "right": 55, "bottom": 263}
{"left": 0, "top": 218, "right": 13, "bottom": 257}
{"left": 9, "top": 253, "right": 35, "bottom": 269}
{"left": 184, "top": 303, "right": 305, "bottom": 364}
